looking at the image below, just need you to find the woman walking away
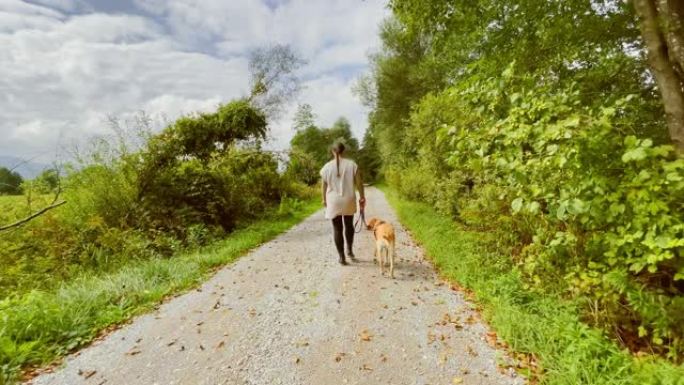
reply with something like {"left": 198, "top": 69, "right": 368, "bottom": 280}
{"left": 320, "top": 140, "right": 365, "bottom": 265}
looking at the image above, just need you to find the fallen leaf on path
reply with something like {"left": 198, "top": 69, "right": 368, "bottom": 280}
{"left": 485, "top": 332, "right": 498, "bottom": 347}
{"left": 167, "top": 339, "right": 177, "bottom": 347}
{"left": 215, "top": 341, "right": 225, "bottom": 349}
{"left": 438, "top": 352, "right": 448, "bottom": 366}
{"left": 359, "top": 330, "right": 373, "bottom": 342}
{"left": 78, "top": 369, "right": 97, "bottom": 379}
{"left": 334, "top": 352, "right": 346, "bottom": 362}
{"left": 427, "top": 331, "right": 436, "bottom": 344}
{"left": 466, "top": 345, "right": 478, "bottom": 357}
{"left": 360, "top": 364, "right": 373, "bottom": 371}
{"left": 125, "top": 349, "right": 141, "bottom": 356}
{"left": 294, "top": 356, "right": 301, "bottom": 364}
{"left": 452, "top": 377, "right": 464, "bottom": 384}
{"left": 441, "top": 313, "right": 463, "bottom": 329}
{"left": 295, "top": 339, "right": 309, "bottom": 347}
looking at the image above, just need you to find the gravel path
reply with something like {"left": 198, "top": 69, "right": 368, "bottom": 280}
{"left": 29, "top": 188, "right": 522, "bottom": 385}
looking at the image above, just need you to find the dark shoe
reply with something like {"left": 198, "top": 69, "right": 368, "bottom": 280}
{"left": 347, "top": 250, "right": 356, "bottom": 262}
{"left": 339, "top": 256, "right": 348, "bottom": 265}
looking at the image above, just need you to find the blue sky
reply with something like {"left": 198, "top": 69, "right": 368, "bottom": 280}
{"left": 0, "top": 0, "right": 387, "bottom": 161}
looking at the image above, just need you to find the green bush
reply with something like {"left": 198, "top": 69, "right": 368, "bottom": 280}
{"left": 384, "top": 189, "right": 684, "bottom": 384}
{"left": 0, "top": 99, "right": 313, "bottom": 299}
{"left": 392, "top": 72, "right": 684, "bottom": 358}
{"left": 136, "top": 148, "right": 283, "bottom": 233}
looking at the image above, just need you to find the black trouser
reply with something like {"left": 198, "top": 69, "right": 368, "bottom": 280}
{"left": 331, "top": 215, "right": 354, "bottom": 259}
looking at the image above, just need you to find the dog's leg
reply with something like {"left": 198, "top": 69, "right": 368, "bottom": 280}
{"left": 382, "top": 244, "right": 389, "bottom": 277}
{"left": 389, "top": 241, "right": 395, "bottom": 279}
{"left": 382, "top": 245, "right": 389, "bottom": 276}
{"left": 376, "top": 244, "right": 383, "bottom": 275}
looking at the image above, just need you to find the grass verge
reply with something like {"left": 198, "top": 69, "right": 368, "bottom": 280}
{"left": 0, "top": 198, "right": 320, "bottom": 384}
{"left": 381, "top": 187, "right": 684, "bottom": 385}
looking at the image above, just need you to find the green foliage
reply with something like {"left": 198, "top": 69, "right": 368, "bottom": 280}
{"left": 0, "top": 168, "right": 23, "bottom": 196}
{"left": 0, "top": 99, "right": 313, "bottom": 298}
{"left": 23, "top": 169, "right": 60, "bottom": 195}
{"left": 384, "top": 187, "right": 684, "bottom": 384}
{"left": 0, "top": 197, "right": 319, "bottom": 384}
{"left": 285, "top": 149, "right": 319, "bottom": 186}
{"left": 145, "top": 99, "right": 267, "bottom": 163}
{"left": 397, "top": 77, "right": 684, "bottom": 357}
{"left": 292, "top": 103, "right": 316, "bottom": 132}
{"left": 133, "top": 100, "right": 282, "bottom": 233}
{"left": 142, "top": 148, "right": 283, "bottom": 232}
{"left": 356, "top": 128, "right": 383, "bottom": 183}
{"left": 363, "top": 0, "right": 684, "bottom": 367}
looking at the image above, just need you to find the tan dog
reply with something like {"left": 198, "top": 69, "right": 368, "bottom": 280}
{"left": 367, "top": 217, "right": 396, "bottom": 278}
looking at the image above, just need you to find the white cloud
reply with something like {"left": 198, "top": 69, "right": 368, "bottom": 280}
{"left": 141, "top": 94, "right": 222, "bottom": 118}
{"left": 0, "top": 0, "right": 64, "bottom": 18}
{"left": 0, "top": 0, "right": 65, "bottom": 32}
{"left": 23, "top": 0, "right": 82, "bottom": 12}
{"left": 0, "top": 0, "right": 388, "bottom": 161}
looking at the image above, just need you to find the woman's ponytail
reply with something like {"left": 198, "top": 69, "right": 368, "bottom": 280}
{"left": 335, "top": 152, "right": 340, "bottom": 177}
{"left": 331, "top": 140, "right": 346, "bottom": 178}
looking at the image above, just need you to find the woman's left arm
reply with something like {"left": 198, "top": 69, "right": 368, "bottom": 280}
{"left": 321, "top": 181, "right": 327, "bottom": 207}
{"left": 355, "top": 168, "right": 365, "bottom": 208}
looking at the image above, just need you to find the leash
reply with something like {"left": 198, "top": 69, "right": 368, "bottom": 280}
{"left": 354, "top": 209, "right": 367, "bottom": 233}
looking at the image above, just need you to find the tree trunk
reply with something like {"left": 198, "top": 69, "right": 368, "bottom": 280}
{"left": 634, "top": 0, "right": 684, "bottom": 154}
{"left": 658, "top": 0, "right": 684, "bottom": 77}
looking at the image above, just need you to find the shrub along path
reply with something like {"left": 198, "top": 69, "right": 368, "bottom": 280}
{"left": 28, "top": 188, "right": 520, "bottom": 385}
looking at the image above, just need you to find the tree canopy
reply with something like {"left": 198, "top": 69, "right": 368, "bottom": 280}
{"left": 0, "top": 167, "right": 23, "bottom": 195}
{"left": 359, "top": 0, "right": 684, "bottom": 359}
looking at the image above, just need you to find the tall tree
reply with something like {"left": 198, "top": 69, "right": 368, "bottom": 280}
{"left": 634, "top": 0, "right": 684, "bottom": 153}
{"left": 248, "top": 44, "right": 305, "bottom": 118}
{"left": 292, "top": 103, "right": 316, "bottom": 131}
